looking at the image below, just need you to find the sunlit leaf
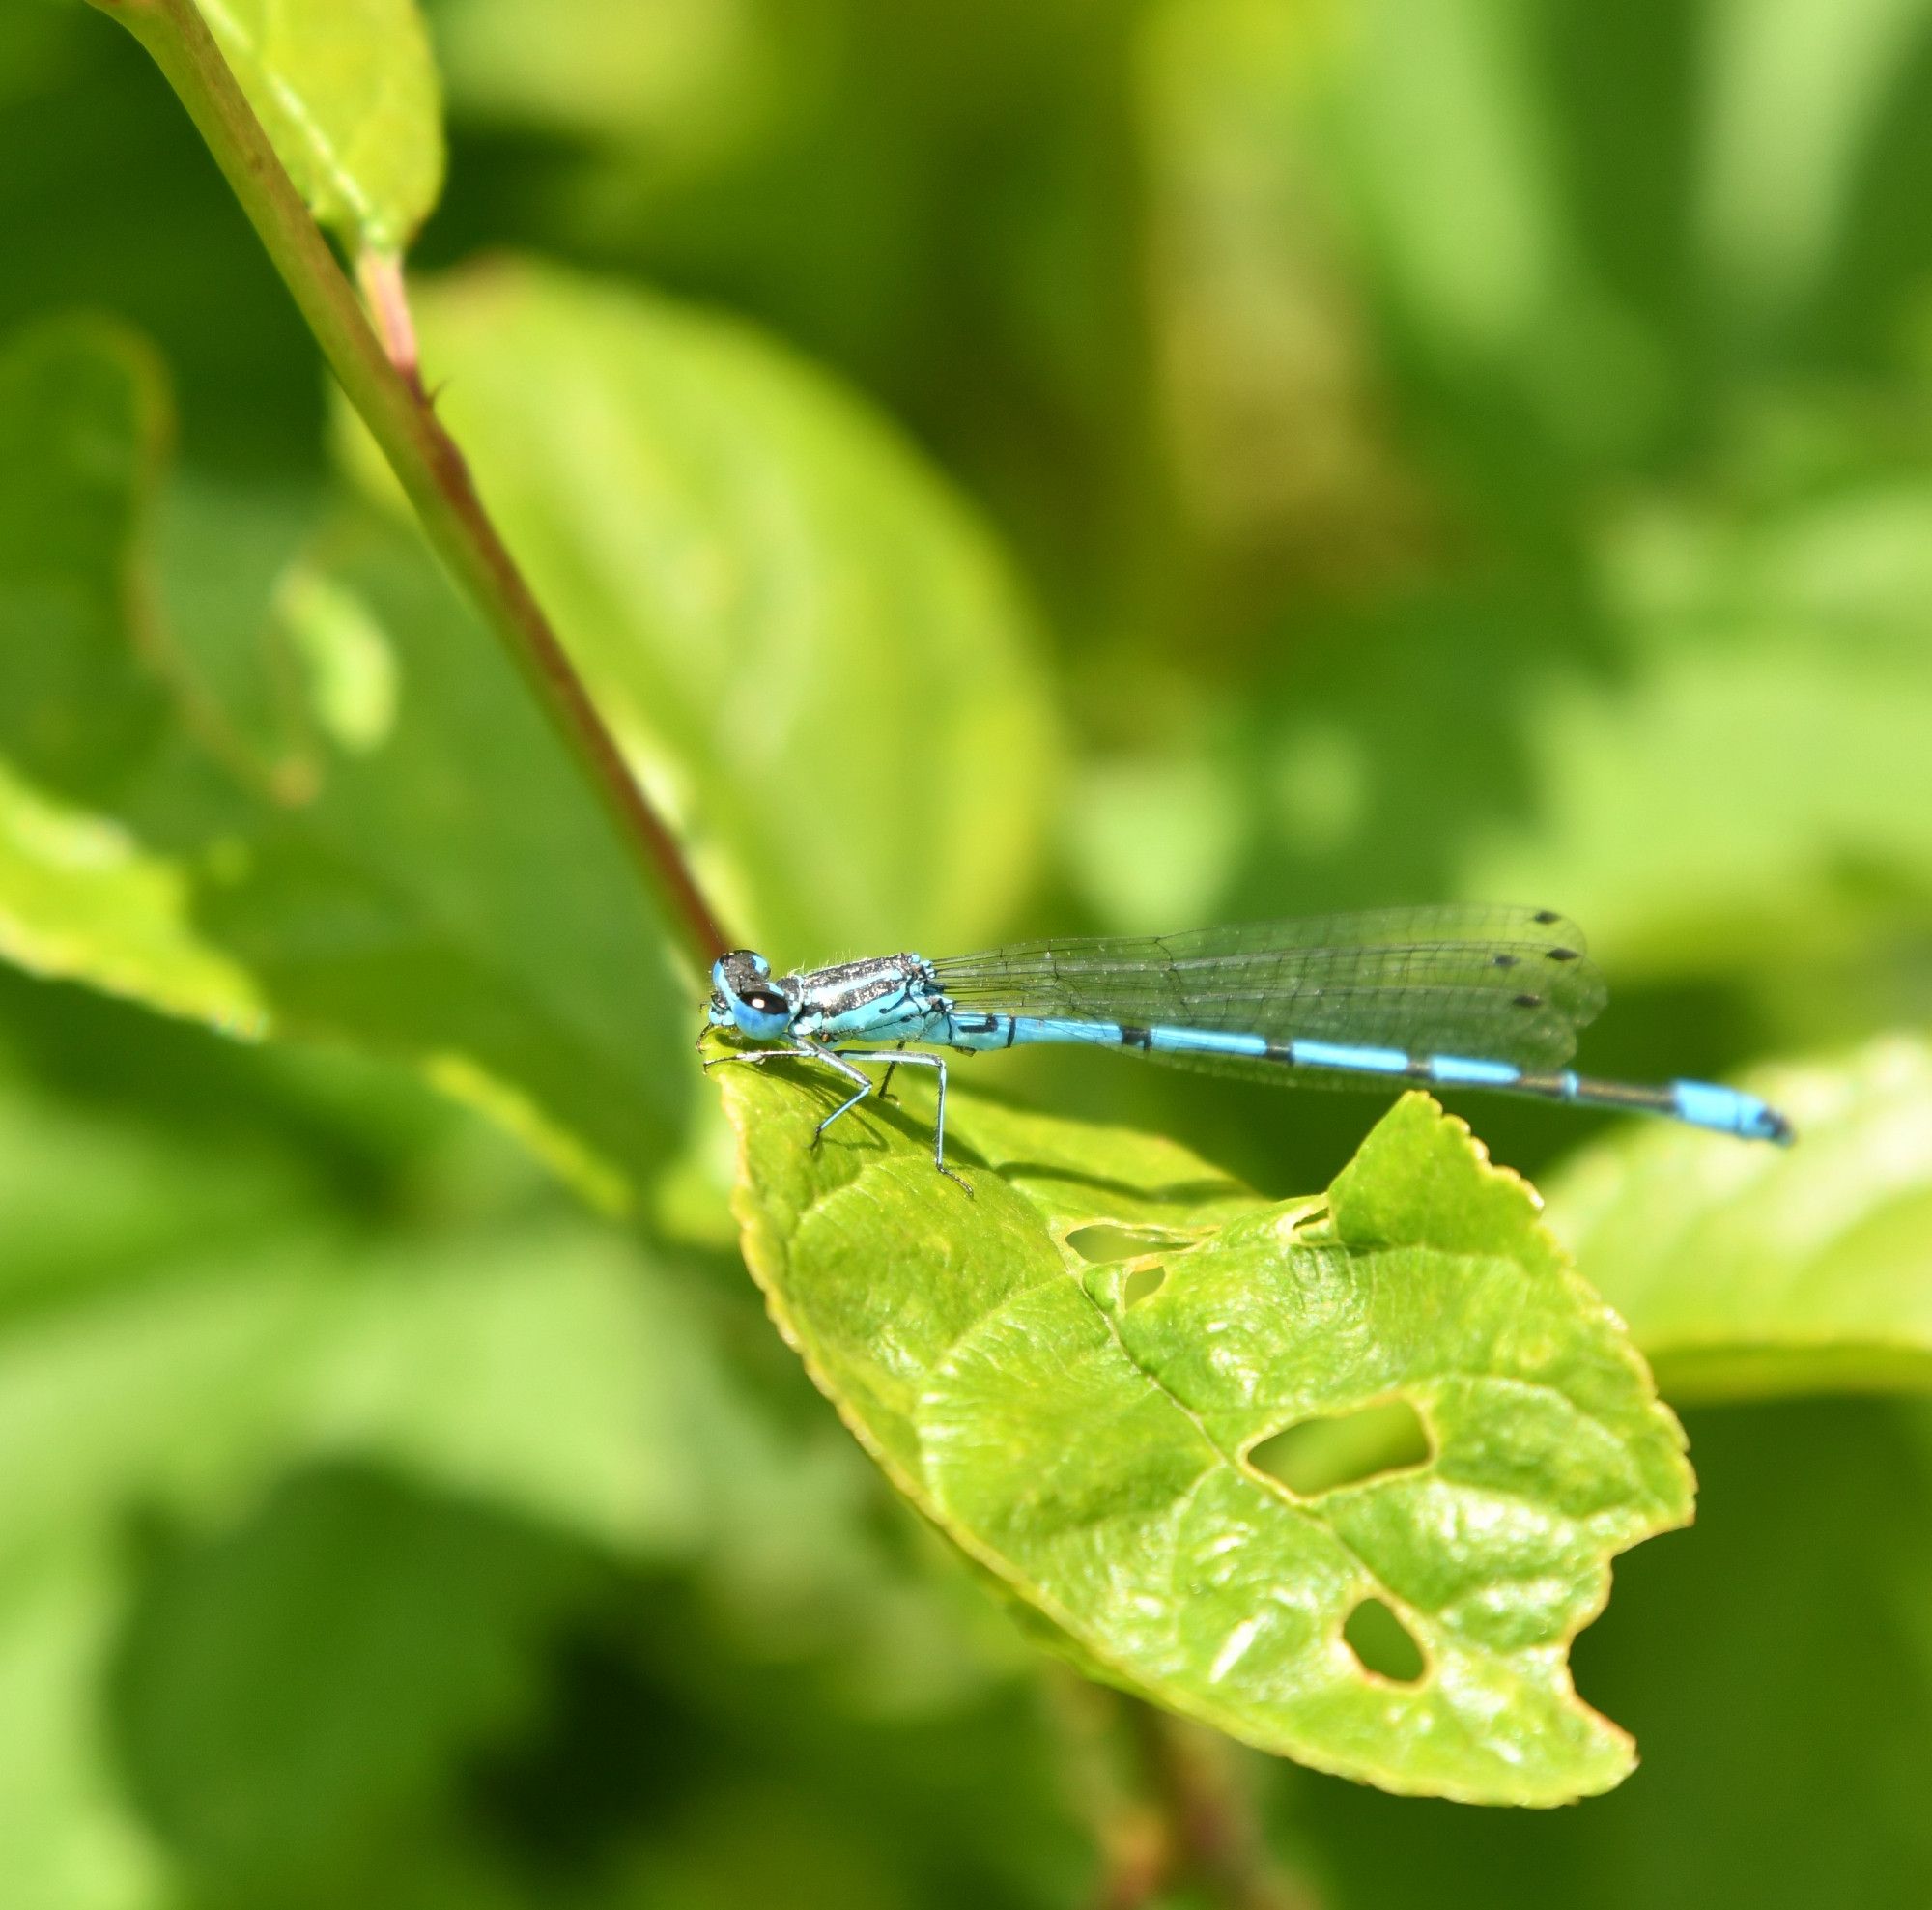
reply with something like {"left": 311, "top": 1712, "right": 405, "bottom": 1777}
{"left": 0, "top": 318, "right": 691, "bottom": 1207}
{"left": 0, "top": 1546, "right": 168, "bottom": 1910}
{"left": 1548, "top": 1039, "right": 1932, "bottom": 1402}
{"left": 364, "top": 259, "right": 1057, "bottom": 957}
{"left": 436, "top": 0, "right": 780, "bottom": 153}
{"left": 0, "top": 1023, "right": 991, "bottom": 1706}
{"left": 1699, "top": 0, "right": 1932, "bottom": 325}
{"left": 0, "top": 758, "right": 264, "bottom": 1040}
{"left": 290, "top": 1228, "right": 733, "bottom": 1557}
{"left": 0, "top": 1118, "right": 727, "bottom": 1582}
{"left": 723, "top": 1069, "right": 1691, "bottom": 1803}
{"left": 199, "top": 0, "right": 444, "bottom": 250}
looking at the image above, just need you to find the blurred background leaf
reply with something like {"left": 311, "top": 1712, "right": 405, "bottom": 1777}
{"left": 347, "top": 257, "right": 1057, "bottom": 958}
{"left": 0, "top": 971, "right": 1077, "bottom": 1907}
{"left": 1547, "top": 1039, "right": 1932, "bottom": 1400}
{"left": 0, "top": 314, "right": 693, "bottom": 1208}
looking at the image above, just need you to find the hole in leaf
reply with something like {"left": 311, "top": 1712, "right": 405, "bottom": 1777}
{"left": 1344, "top": 1598, "right": 1426, "bottom": 1684}
{"left": 1246, "top": 1397, "right": 1431, "bottom": 1497}
{"left": 1121, "top": 1264, "right": 1167, "bottom": 1305}
{"left": 1065, "top": 1224, "right": 1176, "bottom": 1264}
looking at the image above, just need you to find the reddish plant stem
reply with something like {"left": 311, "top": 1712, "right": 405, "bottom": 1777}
{"left": 1122, "top": 1702, "right": 1319, "bottom": 1910}
{"left": 1053, "top": 1678, "right": 1319, "bottom": 1910}
{"left": 355, "top": 245, "right": 425, "bottom": 397}
{"left": 83, "top": 0, "right": 733, "bottom": 975}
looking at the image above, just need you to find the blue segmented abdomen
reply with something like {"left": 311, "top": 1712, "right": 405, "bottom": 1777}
{"left": 944, "top": 1012, "right": 1792, "bottom": 1144}
{"left": 1665, "top": 1077, "right": 1791, "bottom": 1142}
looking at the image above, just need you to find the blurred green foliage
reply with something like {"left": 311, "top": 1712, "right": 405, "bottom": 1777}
{"left": 4, "top": 0, "right": 1932, "bottom": 1901}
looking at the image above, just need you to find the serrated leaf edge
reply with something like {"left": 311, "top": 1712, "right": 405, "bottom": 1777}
{"left": 724, "top": 1080, "right": 1695, "bottom": 1802}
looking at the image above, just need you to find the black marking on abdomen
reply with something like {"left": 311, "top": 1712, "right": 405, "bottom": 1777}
{"left": 1120, "top": 1025, "right": 1153, "bottom": 1050}
{"left": 1513, "top": 1070, "right": 1674, "bottom": 1113}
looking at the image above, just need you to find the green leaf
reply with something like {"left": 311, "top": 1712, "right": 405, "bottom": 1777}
{"left": 195, "top": 527, "right": 696, "bottom": 1207}
{"left": 0, "top": 317, "right": 691, "bottom": 1209}
{"left": 0, "top": 1237, "right": 327, "bottom": 1579}
{"left": 198, "top": 0, "right": 445, "bottom": 251}
{"left": 0, "top": 1135, "right": 726, "bottom": 1582}
{"left": 1546, "top": 1039, "right": 1932, "bottom": 1403}
{"left": 1116, "top": 473, "right": 1932, "bottom": 1055}
{"left": 721, "top": 1069, "right": 1692, "bottom": 1803}
{"left": 0, "top": 757, "right": 264, "bottom": 1039}
{"left": 368, "top": 259, "right": 1057, "bottom": 957}
{"left": 0, "top": 1026, "right": 978, "bottom": 1693}
{"left": 435, "top": 0, "right": 777, "bottom": 151}
{"left": 0, "top": 1040, "right": 304, "bottom": 1316}
{"left": 289, "top": 1227, "right": 735, "bottom": 1557}
{"left": 0, "top": 317, "right": 172, "bottom": 808}
{"left": 1321, "top": 0, "right": 1573, "bottom": 368}
{"left": 1462, "top": 483, "right": 1932, "bottom": 989}
{"left": 1294, "top": 1397, "right": 1932, "bottom": 1909}
{"left": 110, "top": 1466, "right": 591, "bottom": 1890}
{"left": 1699, "top": 0, "right": 1932, "bottom": 325}
{"left": 0, "top": 1024, "right": 1041, "bottom": 1896}
{"left": 0, "top": 1546, "right": 169, "bottom": 1910}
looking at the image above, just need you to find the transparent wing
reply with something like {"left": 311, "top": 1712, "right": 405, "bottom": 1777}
{"left": 928, "top": 905, "right": 1607, "bottom": 1070}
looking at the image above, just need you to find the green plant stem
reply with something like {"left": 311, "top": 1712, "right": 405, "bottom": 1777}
{"left": 82, "top": 0, "right": 733, "bottom": 976}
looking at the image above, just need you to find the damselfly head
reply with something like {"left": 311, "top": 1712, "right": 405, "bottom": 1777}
{"left": 708, "top": 949, "right": 795, "bottom": 1040}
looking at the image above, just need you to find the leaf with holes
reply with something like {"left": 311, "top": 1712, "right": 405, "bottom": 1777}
{"left": 200, "top": 0, "right": 444, "bottom": 250}
{"left": 721, "top": 1069, "right": 1693, "bottom": 1803}
{"left": 1547, "top": 1038, "right": 1932, "bottom": 1403}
